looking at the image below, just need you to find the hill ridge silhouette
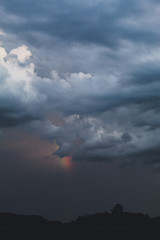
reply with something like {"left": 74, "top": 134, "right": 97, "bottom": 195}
{"left": 0, "top": 204, "right": 160, "bottom": 227}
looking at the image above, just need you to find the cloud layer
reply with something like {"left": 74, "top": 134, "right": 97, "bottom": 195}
{"left": 1, "top": 0, "right": 160, "bottom": 166}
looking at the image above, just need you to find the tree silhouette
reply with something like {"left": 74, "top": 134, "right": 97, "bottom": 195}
{"left": 111, "top": 204, "right": 124, "bottom": 215}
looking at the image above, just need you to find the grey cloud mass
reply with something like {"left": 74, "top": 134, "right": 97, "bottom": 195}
{"left": 1, "top": 0, "right": 160, "bottom": 168}
{"left": 1, "top": 0, "right": 160, "bottom": 48}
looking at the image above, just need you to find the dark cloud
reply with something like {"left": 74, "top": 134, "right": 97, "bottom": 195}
{"left": 1, "top": 0, "right": 160, "bottom": 222}
{"left": 1, "top": 0, "right": 160, "bottom": 167}
{"left": 1, "top": 149, "right": 160, "bottom": 221}
{"left": 1, "top": 0, "right": 160, "bottom": 48}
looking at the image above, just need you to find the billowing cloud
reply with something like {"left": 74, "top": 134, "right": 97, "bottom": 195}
{"left": 1, "top": 0, "right": 160, "bottom": 167}
{"left": 10, "top": 45, "right": 32, "bottom": 63}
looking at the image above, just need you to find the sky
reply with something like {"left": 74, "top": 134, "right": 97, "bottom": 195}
{"left": 1, "top": 0, "right": 160, "bottom": 222}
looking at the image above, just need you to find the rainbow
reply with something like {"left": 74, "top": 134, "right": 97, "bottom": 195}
{"left": 60, "top": 156, "right": 72, "bottom": 170}
{"left": 53, "top": 140, "right": 73, "bottom": 170}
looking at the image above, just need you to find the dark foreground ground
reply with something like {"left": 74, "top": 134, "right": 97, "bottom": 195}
{"left": 1, "top": 205, "right": 160, "bottom": 239}
{"left": 1, "top": 226, "right": 160, "bottom": 240}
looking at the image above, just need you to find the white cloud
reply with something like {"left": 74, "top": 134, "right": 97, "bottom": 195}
{"left": 0, "top": 47, "right": 7, "bottom": 62}
{"left": 9, "top": 44, "right": 32, "bottom": 63}
{"left": 0, "top": 30, "right": 5, "bottom": 36}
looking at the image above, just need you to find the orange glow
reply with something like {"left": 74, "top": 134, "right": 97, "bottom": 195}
{"left": 60, "top": 156, "right": 72, "bottom": 170}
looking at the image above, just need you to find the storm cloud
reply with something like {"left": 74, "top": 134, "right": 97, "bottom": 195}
{"left": 1, "top": 0, "right": 160, "bottom": 167}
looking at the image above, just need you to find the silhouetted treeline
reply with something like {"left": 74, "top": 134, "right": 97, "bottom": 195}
{"left": 1, "top": 204, "right": 160, "bottom": 228}
{"left": 0, "top": 212, "right": 61, "bottom": 226}
{"left": 71, "top": 211, "right": 154, "bottom": 227}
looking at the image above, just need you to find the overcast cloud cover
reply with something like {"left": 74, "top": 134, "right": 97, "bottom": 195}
{"left": 1, "top": 0, "right": 160, "bottom": 167}
{"left": 2, "top": 0, "right": 160, "bottom": 221}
